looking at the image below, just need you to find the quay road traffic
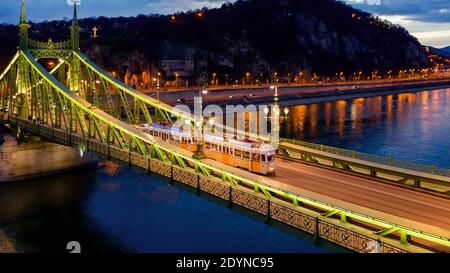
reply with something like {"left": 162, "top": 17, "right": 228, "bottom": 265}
{"left": 144, "top": 77, "right": 450, "bottom": 105}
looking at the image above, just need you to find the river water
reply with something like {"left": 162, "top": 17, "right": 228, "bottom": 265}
{"left": 281, "top": 88, "right": 450, "bottom": 168}
{"left": 0, "top": 88, "right": 448, "bottom": 253}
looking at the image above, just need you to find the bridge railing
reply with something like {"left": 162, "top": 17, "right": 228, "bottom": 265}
{"left": 280, "top": 138, "right": 450, "bottom": 177}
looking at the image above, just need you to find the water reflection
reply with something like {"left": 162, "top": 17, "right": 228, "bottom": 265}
{"left": 0, "top": 168, "right": 130, "bottom": 253}
{"left": 281, "top": 89, "right": 450, "bottom": 168}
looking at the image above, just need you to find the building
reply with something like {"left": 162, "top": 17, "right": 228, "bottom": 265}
{"left": 160, "top": 59, "right": 195, "bottom": 78}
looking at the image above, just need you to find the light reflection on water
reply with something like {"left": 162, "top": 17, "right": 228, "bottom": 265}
{"left": 281, "top": 89, "right": 450, "bottom": 168}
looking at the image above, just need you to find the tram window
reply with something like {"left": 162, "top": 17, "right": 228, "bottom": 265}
{"left": 267, "top": 155, "right": 273, "bottom": 162}
{"left": 243, "top": 151, "right": 250, "bottom": 159}
{"left": 235, "top": 150, "right": 242, "bottom": 157}
{"left": 205, "top": 142, "right": 211, "bottom": 149}
{"left": 229, "top": 148, "right": 233, "bottom": 155}
{"left": 253, "top": 154, "right": 260, "bottom": 161}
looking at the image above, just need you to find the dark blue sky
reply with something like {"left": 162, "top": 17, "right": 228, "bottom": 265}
{"left": 0, "top": 0, "right": 448, "bottom": 47}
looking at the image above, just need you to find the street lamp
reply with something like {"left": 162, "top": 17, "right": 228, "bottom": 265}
{"left": 155, "top": 72, "right": 161, "bottom": 100}
{"left": 212, "top": 73, "right": 217, "bottom": 86}
{"left": 246, "top": 72, "right": 251, "bottom": 85}
{"left": 208, "top": 116, "right": 215, "bottom": 133}
{"left": 265, "top": 86, "right": 289, "bottom": 122}
{"left": 193, "top": 89, "right": 209, "bottom": 160}
{"left": 175, "top": 72, "right": 179, "bottom": 88}
{"left": 270, "top": 85, "right": 279, "bottom": 102}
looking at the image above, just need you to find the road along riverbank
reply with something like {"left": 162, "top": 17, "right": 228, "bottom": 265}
{"left": 146, "top": 77, "right": 450, "bottom": 107}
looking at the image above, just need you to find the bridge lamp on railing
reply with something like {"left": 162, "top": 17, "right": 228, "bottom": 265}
{"left": 282, "top": 106, "right": 289, "bottom": 121}
{"left": 263, "top": 106, "right": 269, "bottom": 118}
{"left": 264, "top": 86, "right": 289, "bottom": 122}
{"left": 193, "top": 116, "right": 207, "bottom": 160}
{"left": 208, "top": 116, "right": 216, "bottom": 134}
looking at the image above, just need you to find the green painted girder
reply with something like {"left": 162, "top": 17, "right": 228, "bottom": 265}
{"left": 375, "top": 227, "right": 408, "bottom": 245}
{"left": 334, "top": 159, "right": 353, "bottom": 170}
{"left": 92, "top": 116, "right": 107, "bottom": 142}
{"left": 49, "top": 60, "right": 64, "bottom": 75}
{"left": 321, "top": 209, "right": 348, "bottom": 223}
{"left": 152, "top": 145, "right": 168, "bottom": 162}
{"left": 44, "top": 81, "right": 55, "bottom": 126}
{"left": 253, "top": 184, "right": 272, "bottom": 198}
{"left": 322, "top": 209, "right": 340, "bottom": 218}
{"left": 133, "top": 98, "right": 140, "bottom": 125}
{"left": 195, "top": 163, "right": 211, "bottom": 177}
{"left": 278, "top": 148, "right": 292, "bottom": 157}
{"left": 133, "top": 137, "right": 148, "bottom": 155}
{"left": 0, "top": 52, "right": 19, "bottom": 82}
{"left": 260, "top": 186, "right": 272, "bottom": 198}
{"left": 137, "top": 100, "right": 152, "bottom": 124}
{"left": 301, "top": 152, "right": 319, "bottom": 163}
{"left": 55, "top": 91, "right": 69, "bottom": 131}
{"left": 376, "top": 226, "right": 400, "bottom": 237}
{"left": 396, "top": 178, "right": 408, "bottom": 185}
{"left": 111, "top": 127, "right": 126, "bottom": 149}
{"left": 222, "top": 172, "right": 238, "bottom": 186}
{"left": 172, "top": 153, "right": 187, "bottom": 168}
{"left": 116, "top": 88, "right": 134, "bottom": 124}
{"left": 74, "top": 106, "right": 88, "bottom": 137}
{"left": 99, "top": 77, "right": 116, "bottom": 117}
{"left": 73, "top": 51, "right": 193, "bottom": 123}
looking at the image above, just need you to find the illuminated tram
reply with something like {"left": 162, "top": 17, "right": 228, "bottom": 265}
{"left": 141, "top": 123, "right": 276, "bottom": 175}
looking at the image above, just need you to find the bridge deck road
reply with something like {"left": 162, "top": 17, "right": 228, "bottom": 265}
{"left": 267, "top": 158, "right": 450, "bottom": 234}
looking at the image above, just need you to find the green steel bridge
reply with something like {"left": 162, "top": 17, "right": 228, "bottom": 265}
{"left": 1, "top": 1, "right": 450, "bottom": 253}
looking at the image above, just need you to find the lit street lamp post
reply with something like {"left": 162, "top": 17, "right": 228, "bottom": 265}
{"left": 264, "top": 86, "right": 289, "bottom": 139}
{"left": 193, "top": 89, "right": 209, "bottom": 160}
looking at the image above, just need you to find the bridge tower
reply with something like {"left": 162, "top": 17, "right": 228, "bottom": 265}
{"left": 69, "top": 2, "right": 80, "bottom": 51}
{"left": 17, "top": 0, "right": 30, "bottom": 118}
{"left": 69, "top": 3, "right": 81, "bottom": 93}
{"left": 18, "top": 0, "right": 29, "bottom": 50}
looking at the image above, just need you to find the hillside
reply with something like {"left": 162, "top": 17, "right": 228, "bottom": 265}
{"left": 442, "top": 46, "right": 450, "bottom": 53}
{"left": 429, "top": 47, "right": 450, "bottom": 58}
{"left": 0, "top": 0, "right": 429, "bottom": 80}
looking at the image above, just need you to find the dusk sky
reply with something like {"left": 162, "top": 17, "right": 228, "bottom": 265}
{"left": 0, "top": 0, "right": 448, "bottom": 48}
